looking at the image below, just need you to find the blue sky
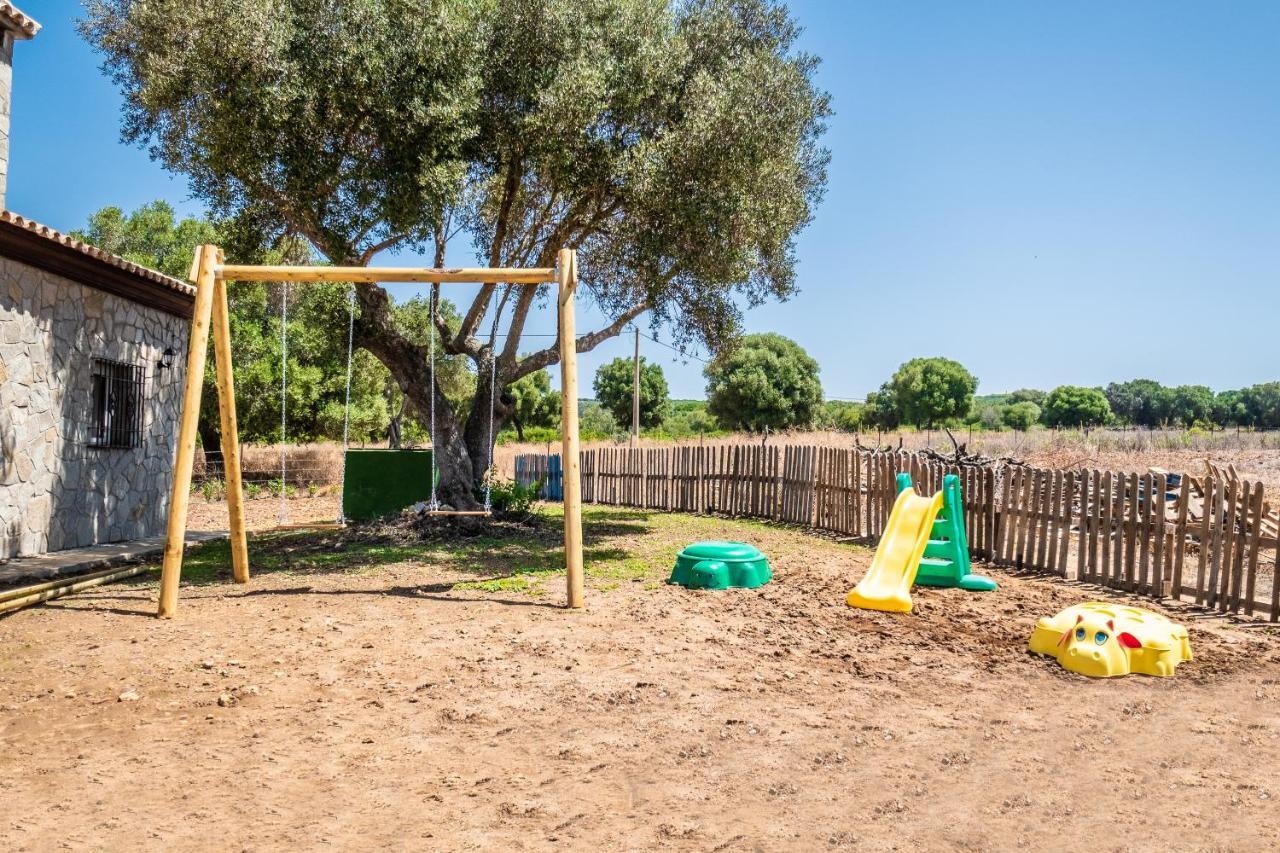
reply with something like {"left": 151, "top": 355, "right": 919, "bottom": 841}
{"left": 8, "top": 1, "right": 1279, "bottom": 399}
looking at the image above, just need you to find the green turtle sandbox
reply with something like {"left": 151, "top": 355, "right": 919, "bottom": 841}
{"left": 669, "top": 541, "right": 772, "bottom": 589}
{"left": 897, "top": 472, "right": 997, "bottom": 592}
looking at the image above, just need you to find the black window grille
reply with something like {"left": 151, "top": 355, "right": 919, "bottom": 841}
{"left": 89, "top": 359, "right": 145, "bottom": 449}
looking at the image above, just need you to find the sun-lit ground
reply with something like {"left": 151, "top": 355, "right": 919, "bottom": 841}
{"left": 2, "top": 506, "right": 1279, "bottom": 851}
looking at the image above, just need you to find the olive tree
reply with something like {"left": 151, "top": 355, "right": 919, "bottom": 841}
{"left": 887, "top": 357, "right": 977, "bottom": 429}
{"left": 83, "top": 0, "right": 830, "bottom": 512}
{"left": 593, "top": 357, "right": 671, "bottom": 431}
{"left": 1043, "top": 386, "right": 1112, "bottom": 428}
{"left": 705, "top": 333, "right": 822, "bottom": 431}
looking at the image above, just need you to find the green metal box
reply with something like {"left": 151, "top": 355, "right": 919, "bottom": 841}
{"left": 341, "top": 449, "right": 436, "bottom": 522}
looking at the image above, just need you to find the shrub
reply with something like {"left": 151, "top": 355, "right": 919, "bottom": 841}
{"left": 487, "top": 477, "right": 543, "bottom": 517}
{"left": 1043, "top": 386, "right": 1112, "bottom": 428}
{"left": 1002, "top": 401, "right": 1041, "bottom": 431}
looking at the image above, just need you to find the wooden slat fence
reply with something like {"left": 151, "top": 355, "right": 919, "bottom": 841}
{"left": 515, "top": 446, "right": 1280, "bottom": 620}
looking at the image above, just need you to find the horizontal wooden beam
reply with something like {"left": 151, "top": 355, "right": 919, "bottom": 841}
{"left": 215, "top": 264, "right": 557, "bottom": 284}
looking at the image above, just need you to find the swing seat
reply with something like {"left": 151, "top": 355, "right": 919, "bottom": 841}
{"left": 419, "top": 509, "right": 492, "bottom": 517}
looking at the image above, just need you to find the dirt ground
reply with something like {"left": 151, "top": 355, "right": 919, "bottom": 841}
{"left": 3, "top": 507, "right": 1280, "bottom": 851}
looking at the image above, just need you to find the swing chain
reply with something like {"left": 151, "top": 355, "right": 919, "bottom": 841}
{"left": 428, "top": 285, "right": 440, "bottom": 512}
{"left": 335, "top": 285, "right": 356, "bottom": 523}
{"left": 278, "top": 282, "right": 289, "bottom": 526}
{"left": 484, "top": 351, "right": 496, "bottom": 512}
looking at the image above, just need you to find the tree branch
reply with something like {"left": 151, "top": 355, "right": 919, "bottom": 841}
{"left": 358, "top": 233, "right": 408, "bottom": 265}
{"left": 511, "top": 302, "right": 650, "bottom": 381}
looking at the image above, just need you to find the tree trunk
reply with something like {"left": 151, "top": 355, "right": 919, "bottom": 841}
{"left": 354, "top": 286, "right": 488, "bottom": 518}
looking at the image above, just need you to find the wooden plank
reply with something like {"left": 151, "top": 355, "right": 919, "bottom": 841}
{"left": 1151, "top": 473, "right": 1167, "bottom": 597}
{"left": 1219, "top": 478, "right": 1239, "bottom": 609}
{"left": 1077, "top": 470, "right": 1092, "bottom": 581}
{"left": 1195, "top": 476, "right": 1214, "bottom": 605}
{"left": 217, "top": 263, "right": 557, "bottom": 284}
{"left": 1137, "top": 473, "right": 1152, "bottom": 593}
{"left": 1014, "top": 467, "right": 1034, "bottom": 568}
{"left": 1056, "top": 470, "right": 1074, "bottom": 576}
{"left": 1123, "top": 472, "right": 1139, "bottom": 591}
{"left": 1242, "top": 481, "right": 1264, "bottom": 615}
{"left": 1171, "top": 475, "right": 1190, "bottom": 599}
{"left": 1206, "top": 478, "right": 1226, "bottom": 609}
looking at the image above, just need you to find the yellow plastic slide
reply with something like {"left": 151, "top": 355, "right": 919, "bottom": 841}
{"left": 846, "top": 487, "right": 944, "bottom": 613}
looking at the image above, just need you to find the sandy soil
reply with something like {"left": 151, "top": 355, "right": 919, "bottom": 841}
{"left": 187, "top": 494, "right": 342, "bottom": 533}
{"left": 2, "top": 508, "right": 1279, "bottom": 851}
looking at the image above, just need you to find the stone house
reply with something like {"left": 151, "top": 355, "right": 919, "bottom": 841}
{"left": 0, "top": 4, "right": 193, "bottom": 558}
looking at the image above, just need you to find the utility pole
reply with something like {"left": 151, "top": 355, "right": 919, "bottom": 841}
{"left": 631, "top": 326, "right": 641, "bottom": 447}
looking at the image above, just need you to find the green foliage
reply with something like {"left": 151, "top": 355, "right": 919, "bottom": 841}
{"left": 1043, "top": 385, "right": 1112, "bottom": 428}
{"left": 1104, "top": 379, "right": 1169, "bottom": 427}
{"left": 886, "top": 357, "right": 978, "bottom": 429}
{"left": 1213, "top": 389, "right": 1248, "bottom": 427}
{"left": 70, "top": 200, "right": 217, "bottom": 279}
{"left": 578, "top": 401, "right": 621, "bottom": 440}
{"left": 75, "top": 201, "right": 475, "bottom": 446}
{"left": 1002, "top": 401, "right": 1041, "bottom": 431}
{"left": 1241, "top": 382, "right": 1280, "bottom": 429}
{"left": 862, "top": 387, "right": 900, "bottom": 430}
{"left": 1167, "top": 385, "right": 1214, "bottom": 428}
{"left": 506, "top": 369, "right": 560, "bottom": 441}
{"left": 1007, "top": 388, "right": 1046, "bottom": 407}
{"left": 704, "top": 333, "right": 822, "bottom": 431}
{"left": 486, "top": 478, "right": 542, "bottom": 517}
{"left": 816, "top": 400, "right": 865, "bottom": 432}
{"left": 593, "top": 356, "right": 671, "bottom": 431}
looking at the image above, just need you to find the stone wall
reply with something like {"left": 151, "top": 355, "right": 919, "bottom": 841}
{"left": 0, "top": 255, "right": 188, "bottom": 557}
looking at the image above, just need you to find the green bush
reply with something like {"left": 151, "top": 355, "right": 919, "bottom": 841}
{"left": 197, "top": 478, "right": 226, "bottom": 501}
{"left": 487, "top": 477, "right": 543, "bottom": 517}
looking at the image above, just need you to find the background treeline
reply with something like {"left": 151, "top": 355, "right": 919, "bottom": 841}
{"left": 80, "top": 202, "right": 1280, "bottom": 446}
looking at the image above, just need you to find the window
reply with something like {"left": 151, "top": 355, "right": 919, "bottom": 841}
{"left": 89, "top": 359, "right": 145, "bottom": 449}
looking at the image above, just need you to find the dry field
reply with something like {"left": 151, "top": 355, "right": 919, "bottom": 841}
{"left": 3, "top": 507, "right": 1280, "bottom": 851}
{"left": 201, "top": 429, "right": 1280, "bottom": 495}
{"left": 499, "top": 428, "right": 1280, "bottom": 492}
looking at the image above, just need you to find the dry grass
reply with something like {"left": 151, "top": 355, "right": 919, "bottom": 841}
{"left": 206, "top": 429, "right": 1280, "bottom": 494}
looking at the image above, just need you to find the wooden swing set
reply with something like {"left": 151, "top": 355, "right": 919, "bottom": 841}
{"left": 157, "top": 245, "right": 586, "bottom": 618}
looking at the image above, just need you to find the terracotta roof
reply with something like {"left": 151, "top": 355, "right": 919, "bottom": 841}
{"left": 0, "top": 211, "right": 194, "bottom": 296}
{"left": 0, "top": 3, "right": 39, "bottom": 39}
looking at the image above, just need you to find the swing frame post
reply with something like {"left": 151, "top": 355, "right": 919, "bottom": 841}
{"left": 558, "top": 248, "right": 585, "bottom": 609}
{"left": 158, "top": 246, "right": 586, "bottom": 616}
{"left": 211, "top": 248, "right": 250, "bottom": 585}
{"left": 158, "top": 244, "right": 221, "bottom": 617}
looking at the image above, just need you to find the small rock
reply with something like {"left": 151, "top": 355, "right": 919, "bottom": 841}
{"left": 118, "top": 690, "right": 140, "bottom": 702}
{"left": 217, "top": 693, "right": 236, "bottom": 708}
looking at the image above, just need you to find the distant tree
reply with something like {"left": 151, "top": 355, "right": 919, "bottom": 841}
{"left": 1166, "top": 385, "right": 1214, "bottom": 428}
{"left": 819, "top": 400, "right": 864, "bottom": 432}
{"left": 1104, "top": 379, "right": 1167, "bottom": 427}
{"left": 1242, "top": 382, "right": 1280, "bottom": 429}
{"left": 578, "top": 401, "right": 619, "bottom": 439}
{"left": 1212, "top": 389, "right": 1248, "bottom": 428}
{"left": 886, "top": 357, "right": 977, "bottom": 429}
{"left": 1043, "top": 386, "right": 1112, "bottom": 428}
{"left": 664, "top": 400, "right": 719, "bottom": 437}
{"left": 506, "top": 369, "right": 560, "bottom": 441}
{"left": 71, "top": 200, "right": 217, "bottom": 279}
{"left": 862, "top": 386, "right": 901, "bottom": 431}
{"left": 593, "top": 356, "right": 671, "bottom": 431}
{"left": 1002, "top": 401, "right": 1041, "bottom": 431}
{"left": 1007, "top": 388, "right": 1047, "bottom": 407}
{"left": 705, "top": 333, "right": 822, "bottom": 431}
{"left": 978, "top": 406, "right": 1002, "bottom": 430}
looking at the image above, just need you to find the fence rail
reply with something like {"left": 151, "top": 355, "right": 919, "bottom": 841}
{"left": 517, "top": 445, "right": 1280, "bottom": 621}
